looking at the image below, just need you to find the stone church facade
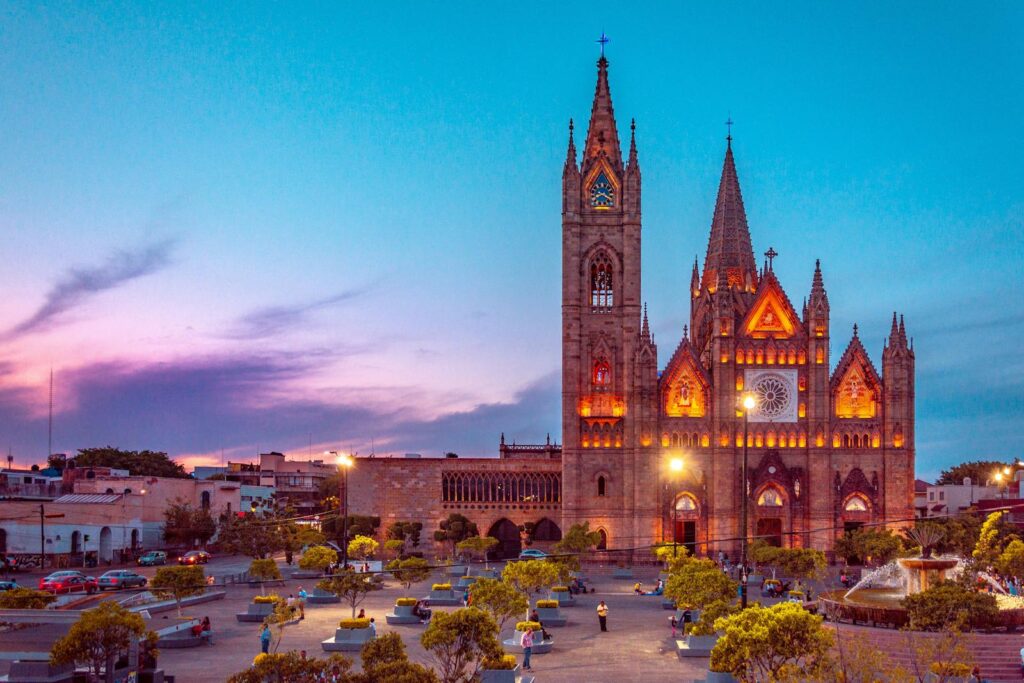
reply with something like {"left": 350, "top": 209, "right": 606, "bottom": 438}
{"left": 348, "top": 56, "right": 915, "bottom": 559}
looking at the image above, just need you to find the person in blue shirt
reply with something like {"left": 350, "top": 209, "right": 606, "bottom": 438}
{"left": 259, "top": 624, "right": 271, "bottom": 654}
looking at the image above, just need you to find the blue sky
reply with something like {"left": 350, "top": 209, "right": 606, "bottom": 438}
{"left": 0, "top": 2, "right": 1021, "bottom": 479}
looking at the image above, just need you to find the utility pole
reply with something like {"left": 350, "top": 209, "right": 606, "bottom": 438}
{"left": 47, "top": 369, "right": 53, "bottom": 460}
{"left": 39, "top": 504, "right": 45, "bottom": 570}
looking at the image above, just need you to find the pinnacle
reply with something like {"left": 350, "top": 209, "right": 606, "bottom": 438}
{"left": 583, "top": 55, "right": 622, "bottom": 171}
{"left": 565, "top": 118, "right": 577, "bottom": 168}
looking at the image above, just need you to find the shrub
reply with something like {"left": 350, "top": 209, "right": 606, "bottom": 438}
{"left": 252, "top": 653, "right": 269, "bottom": 666}
{"left": 482, "top": 654, "right": 518, "bottom": 670}
{"left": 688, "top": 599, "right": 733, "bottom": 637}
{"left": 338, "top": 618, "right": 371, "bottom": 629}
{"left": 298, "top": 546, "right": 337, "bottom": 572}
{"left": 431, "top": 583, "right": 452, "bottom": 591}
{"left": 0, "top": 587, "right": 57, "bottom": 609}
{"left": 536, "top": 599, "right": 559, "bottom": 609}
{"left": 551, "top": 585, "right": 569, "bottom": 592}
{"left": 396, "top": 597, "right": 418, "bottom": 607}
{"left": 515, "top": 621, "right": 542, "bottom": 632}
{"left": 249, "top": 558, "right": 282, "bottom": 584}
{"left": 253, "top": 595, "right": 279, "bottom": 605}
{"left": 901, "top": 580, "right": 998, "bottom": 630}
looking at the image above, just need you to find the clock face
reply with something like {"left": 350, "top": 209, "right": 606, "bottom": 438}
{"left": 590, "top": 172, "right": 615, "bottom": 208}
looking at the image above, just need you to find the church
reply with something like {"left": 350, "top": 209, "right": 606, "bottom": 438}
{"left": 348, "top": 54, "right": 916, "bottom": 559}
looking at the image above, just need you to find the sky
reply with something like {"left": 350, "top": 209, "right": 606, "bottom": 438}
{"left": 0, "top": 2, "right": 1021, "bottom": 480}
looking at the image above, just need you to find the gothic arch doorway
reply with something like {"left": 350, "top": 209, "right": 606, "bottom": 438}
{"left": 533, "top": 518, "right": 562, "bottom": 543}
{"left": 0, "top": 528, "right": 6, "bottom": 554}
{"left": 130, "top": 529, "right": 140, "bottom": 550}
{"left": 70, "top": 530, "right": 81, "bottom": 554}
{"left": 487, "top": 519, "right": 521, "bottom": 559}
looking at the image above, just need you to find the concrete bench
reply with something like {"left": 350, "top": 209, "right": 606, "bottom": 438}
{"left": 322, "top": 627, "right": 375, "bottom": 652}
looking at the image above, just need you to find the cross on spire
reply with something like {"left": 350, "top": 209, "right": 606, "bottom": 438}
{"left": 725, "top": 115, "right": 734, "bottom": 143}
{"left": 765, "top": 247, "right": 778, "bottom": 270}
{"left": 596, "top": 31, "right": 609, "bottom": 57}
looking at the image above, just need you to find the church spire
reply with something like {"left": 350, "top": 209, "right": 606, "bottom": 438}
{"left": 564, "top": 118, "right": 577, "bottom": 170}
{"left": 641, "top": 302, "right": 651, "bottom": 342}
{"left": 582, "top": 55, "right": 622, "bottom": 173}
{"left": 701, "top": 140, "right": 757, "bottom": 291}
{"left": 690, "top": 257, "right": 700, "bottom": 298}
{"left": 627, "top": 118, "right": 638, "bottom": 170}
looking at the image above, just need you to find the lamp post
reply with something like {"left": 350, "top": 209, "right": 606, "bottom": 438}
{"left": 740, "top": 392, "right": 757, "bottom": 609}
{"left": 670, "top": 457, "right": 684, "bottom": 558}
{"left": 327, "top": 451, "right": 355, "bottom": 568}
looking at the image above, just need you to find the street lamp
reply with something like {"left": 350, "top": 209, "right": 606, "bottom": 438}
{"left": 327, "top": 451, "right": 356, "bottom": 568}
{"left": 670, "top": 457, "right": 684, "bottom": 558}
{"left": 740, "top": 392, "right": 757, "bottom": 609}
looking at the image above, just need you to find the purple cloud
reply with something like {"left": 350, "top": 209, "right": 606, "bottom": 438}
{"left": 227, "top": 285, "right": 377, "bottom": 340}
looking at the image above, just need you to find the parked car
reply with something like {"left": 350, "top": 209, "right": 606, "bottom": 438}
{"left": 97, "top": 570, "right": 148, "bottom": 591}
{"left": 137, "top": 551, "right": 167, "bottom": 567}
{"left": 177, "top": 550, "right": 211, "bottom": 565}
{"left": 0, "top": 580, "right": 18, "bottom": 591}
{"left": 518, "top": 549, "right": 548, "bottom": 560}
{"left": 39, "top": 571, "right": 97, "bottom": 594}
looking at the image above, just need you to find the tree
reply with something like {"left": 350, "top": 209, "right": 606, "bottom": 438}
{"left": 710, "top": 602, "right": 833, "bottom": 682}
{"left": 501, "top": 559, "right": 562, "bottom": 621}
{"left": 937, "top": 460, "right": 1011, "bottom": 485}
{"left": 420, "top": 608, "right": 503, "bottom": 683}
{"left": 384, "top": 539, "right": 406, "bottom": 560}
{"left": 456, "top": 536, "right": 498, "bottom": 569}
{"left": 664, "top": 558, "right": 737, "bottom": 634}
{"left": 434, "top": 513, "right": 479, "bottom": 557}
{"left": 263, "top": 597, "right": 299, "bottom": 654}
{"left": 162, "top": 499, "right": 216, "bottom": 548}
{"left": 347, "top": 534, "right": 380, "bottom": 562}
{"left": 216, "top": 511, "right": 290, "bottom": 559}
{"left": 0, "top": 587, "right": 56, "bottom": 609}
{"left": 299, "top": 545, "right": 338, "bottom": 573}
{"left": 901, "top": 580, "right": 997, "bottom": 631}
{"left": 833, "top": 528, "right": 905, "bottom": 566}
{"left": 387, "top": 557, "right": 432, "bottom": 596}
{"left": 318, "top": 571, "right": 383, "bottom": 618}
{"left": 151, "top": 566, "right": 205, "bottom": 617}
{"left": 50, "top": 602, "right": 156, "bottom": 683}
{"left": 914, "top": 516, "right": 981, "bottom": 557}
{"left": 998, "top": 538, "right": 1024, "bottom": 578}
{"left": 357, "top": 632, "right": 440, "bottom": 683}
{"left": 973, "top": 510, "right": 1012, "bottom": 568}
{"left": 754, "top": 546, "right": 826, "bottom": 582}
{"left": 321, "top": 512, "right": 381, "bottom": 546}
{"left": 72, "top": 447, "right": 188, "bottom": 478}
{"left": 227, "top": 652, "right": 353, "bottom": 683}
{"left": 468, "top": 578, "right": 529, "bottom": 633}
{"left": 386, "top": 521, "right": 424, "bottom": 554}
{"left": 550, "top": 521, "right": 602, "bottom": 572}
{"left": 248, "top": 558, "right": 282, "bottom": 595}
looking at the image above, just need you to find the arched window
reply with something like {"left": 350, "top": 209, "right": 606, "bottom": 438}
{"left": 757, "top": 487, "right": 784, "bottom": 507}
{"left": 675, "top": 494, "right": 697, "bottom": 512}
{"left": 200, "top": 490, "right": 211, "bottom": 511}
{"left": 844, "top": 495, "right": 869, "bottom": 512}
{"left": 590, "top": 252, "right": 614, "bottom": 312}
{"left": 597, "top": 476, "right": 606, "bottom": 497}
{"left": 596, "top": 529, "right": 608, "bottom": 550}
{"left": 593, "top": 360, "right": 611, "bottom": 387}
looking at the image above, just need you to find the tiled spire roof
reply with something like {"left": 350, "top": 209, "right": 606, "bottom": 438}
{"left": 702, "top": 142, "right": 757, "bottom": 291}
{"left": 582, "top": 56, "right": 622, "bottom": 173}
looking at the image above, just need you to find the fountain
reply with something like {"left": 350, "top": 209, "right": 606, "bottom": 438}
{"left": 820, "top": 527, "right": 1024, "bottom": 630}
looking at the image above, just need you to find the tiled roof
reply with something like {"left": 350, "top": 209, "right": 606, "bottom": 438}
{"left": 53, "top": 494, "right": 122, "bottom": 504}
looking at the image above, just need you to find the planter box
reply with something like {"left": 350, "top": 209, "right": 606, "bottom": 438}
{"left": 446, "top": 564, "right": 468, "bottom": 577}
{"left": 503, "top": 630, "right": 553, "bottom": 655}
{"left": 455, "top": 575, "right": 478, "bottom": 590}
{"left": 426, "top": 589, "right": 461, "bottom": 606}
{"left": 307, "top": 587, "right": 340, "bottom": 605}
{"left": 473, "top": 567, "right": 498, "bottom": 579}
{"left": 703, "top": 672, "right": 739, "bottom": 683}
{"left": 675, "top": 608, "right": 701, "bottom": 625}
{"left": 612, "top": 567, "right": 633, "bottom": 579}
{"left": 290, "top": 569, "right": 321, "bottom": 579}
{"left": 479, "top": 664, "right": 522, "bottom": 683}
{"left": 536, "top": 606, "right": 568, "bottom": 627}
{"left": 747, "top": 574, "right": 763, "bottom": 585}
{"left": 247, "top": 579, "right": 285, "bottom": 589}
{"left": 7, "top": 661, "right": 76, "bottom": 683}
{"left": 385, "top": 603, "right": 422, "bottom": 625}
{"left": 661, "top": 598, "right": 676, "bottom": 610}
{"left": 236, "top": 601, "right": 275, "bottom": 623}
{"left": 549, "top": 591, "right": 575, "bottom": 607}
{"left": 322, "top": 627, "right": 375, "bottom": 652}
{"left": 676, "top": 633, "right": 720, "bottom": 658}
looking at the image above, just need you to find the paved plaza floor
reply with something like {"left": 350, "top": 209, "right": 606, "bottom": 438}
{"left": 154, "top": 564, "right": 706, "bottom": 682}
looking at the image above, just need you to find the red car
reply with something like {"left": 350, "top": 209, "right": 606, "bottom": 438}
{"left": 39, "top": 571, "right": 98, "bottom": 594}
{"left": 177, "top": 550, "right": 210, "bottom": 565}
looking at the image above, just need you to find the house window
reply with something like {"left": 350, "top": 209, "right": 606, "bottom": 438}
{"left": 938, "top": 491, "right": 944, "bottom": 501}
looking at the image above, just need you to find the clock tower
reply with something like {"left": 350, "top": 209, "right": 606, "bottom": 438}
{"left": 561, "top": 55, "right": 659, "bottom": 552}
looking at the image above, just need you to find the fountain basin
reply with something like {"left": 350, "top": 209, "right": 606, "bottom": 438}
{"left": 820, "top": 588, "right": 1024, "bottom": 631}
{"left": 896, "top": 557, "right": 958, "bottom": 594}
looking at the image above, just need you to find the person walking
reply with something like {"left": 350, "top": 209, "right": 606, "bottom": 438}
{"left": 259, "top": 624, "right": 271, "bottom": 654}
{"left": 297, "top": 587, "right": 307, "bottom": 619}
{"left": 520, "top": 625, "right": 534, "bottom": 671}
{"left": 368, "top": 617, "right": 377, "bottom": 639}
{"left": 597, "top": 600, "right": 608, "bottom": 631}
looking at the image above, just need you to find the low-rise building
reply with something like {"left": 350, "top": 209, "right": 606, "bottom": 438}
{"left": 921, "top": 478, "right": 1001, "bottom": 517}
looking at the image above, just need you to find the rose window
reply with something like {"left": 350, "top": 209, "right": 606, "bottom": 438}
{"left": 752, "top": 375, "right": 792, "bottom": 419}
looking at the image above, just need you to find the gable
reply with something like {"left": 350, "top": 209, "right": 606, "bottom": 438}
{"left": 831, "top": 337, "right": 882, "bottom": 419}
{"left": 660, "top": 340, "right": 709, "bottom": 418}
{"left": 740, "top": 275, "right": 801, "bottom": 339}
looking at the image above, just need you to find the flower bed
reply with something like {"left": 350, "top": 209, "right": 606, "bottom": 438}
{"left": 482, "top": 655, "right": 517, "bottom": 670}
{"left": 252, "top": 595, "right": 278, "bottom": 604}
{"left": 431, "top": 583, "right": 452, "bottom": 591}
{"left": 551, "top": 586, "right": 569, "bottom": 592}
{"left": 396, "top": 597, "right": 418, "bottom": 607}
{"left": 515, "top": 620, "right": 542, "bottom": 632}
{"left": 536, "top": 599, "right": 559, "bottom": 609}
{"left": 338, "top": 618, "right": 370, "bottom": 629}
